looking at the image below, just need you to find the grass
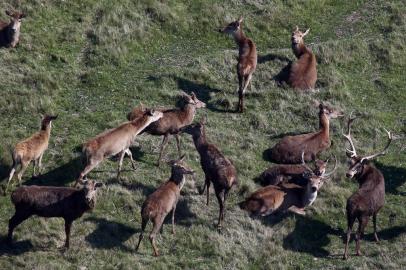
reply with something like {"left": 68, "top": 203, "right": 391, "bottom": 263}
{"left": 0, "top": 0, "right": 405, "bottom": 269}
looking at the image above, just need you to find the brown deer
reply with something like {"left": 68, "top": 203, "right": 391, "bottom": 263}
{"left": 342, "top": 115, "right": 392, "bottom": 260}
{"left": 288, "top": 26, "right": 317, "bottom": 90}
{"left": 127, "top": 92, "right": 206, "bottom": 167}
{"left": 269, "top": 103, "right": 343, "bottom": 164}
{"left": 219, "top": 17, "right": 257, "bottom": 113}
{"left": 75, "top": 109, "right": 163, "bottom": 186}
{"left": 0, "top": 10, "right": 25, "bottom": 48}
{"left": 181, "top": 118, "right": 238, "bottom": 228}
{"left": 240, "top": 153, "right": 336, "bottom": 217}
{"left": 135, "top": 155, "right": 194, "bottom": 257}
{"left": 7, "top": 115, "right": 58, "bottom": 190}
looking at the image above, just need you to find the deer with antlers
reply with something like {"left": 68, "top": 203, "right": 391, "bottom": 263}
{"left": 0, "top": 10, "right": 26, "bottom": 48}
{"left": 219, "top": 17, "right": 257, "bottom": 113}
{"left": 342, "top": 114, "right": 392, "bottom": 260}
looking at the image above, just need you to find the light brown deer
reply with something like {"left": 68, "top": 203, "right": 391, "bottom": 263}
{"left": 7, "top": 115, "right": 58, "bottom": 190}
{"left": 342, "top": 115, "right": 392, "bottom": 260}
{"left": 135, "top": 155, "right": 194, "bottom": 256}
{"left": 0, "top": 10, "right": 25, "bottom": 48}
{"left": 219, "top": 17, "right": 257, "bottom": 113}
{"left": 288, "top": 26, "right": 317, "bottom": 90}
{"left": 127, "top": 92, "right": 206, "bottom": 167}
{"left": 75, "top": 109, "right": 163, "bottom": 186}
{"left": 269, "top": 103, "right": 343, "bottom": 164}
{"left": 240, "top": 153, "right": 337, "bottom": 217}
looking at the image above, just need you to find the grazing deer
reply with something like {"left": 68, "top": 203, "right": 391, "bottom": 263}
{"left": 8, "top": 180, "right": 103, "bottom": 249}
{"left": 0, "top": 10, "right": 25, "bottom": 48}
{"left": 240, "top": 153, "right": 336, "bottom": 217}
{"left": 135, "top": 155, "right": 194, "bottom": 257}
{"left": 342, "top": 115, "right": 392, "bottom": 260}
{"left": 181, "top": 118, "right": 238, "bottom": 228}
{"left": 75, "top": 109, "right": 163, "bottom": 186}
{"left": 269, "top": 103, "right": 343, "bottom": 164}
{"left": 127, "top": 92, "right": 206, "bottom": 167}
{"left": 219, "top": 17, "right": 257, "bottom": 113}
{"left": 288, "top": 26, "right": 317, "bottom": 91}
{"left": 7, "top": 115, "right": 58, "bottom": 190}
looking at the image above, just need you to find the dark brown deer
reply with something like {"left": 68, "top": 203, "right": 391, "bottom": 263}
{"left": 8, "top": 180, "right": 103, "bottom": 249}
{"left": 181, "top": 118, "right": 238, "bottom": 228}
{"left": 0, "top": 10, "right": 25, "bottom": 48}
{"left": 342, "top": 115, "right": 392, "bottom": 260}
{"left": 127, "top": 92, "right": 206, "bottom": 167}
{"left": 135, "top": 155, "right": 194, "bottom": 256}
{"left": 269, "top": 103, "right": 343, "bottom": 164}
{"left": 219, "top": 17, "right": 257, "bottom": 113}
{"left": 288, "top": 26, "right": 317, "bottom": 90}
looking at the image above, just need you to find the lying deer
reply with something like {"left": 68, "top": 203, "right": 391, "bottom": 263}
{"left": 7, "top": 115, "right": 58, "bottom": 190}
{"left": 0, "top": 10, "right": 25, "bottom": 48}
{"left": 288, "top": 26, "right": 317, "bottom": 90}
{"left": 219, "top": 17, "right": 257, "bottom": 113}
{"left": 127, "top": 92, "right": 206, "bottom": 167}
{"left": 342, "top": 115, "right": 392, "bottom": 260}
{"left": 240, "top": 153, "right": 336, "bottom": 216}
{"left": 269, "top": 103, "right": 343, "bottom": 164}
{"left": 135, "top": 155, "right": 194, "bottom": 256}
{"left": 76, "top": 109, "right": 163, "bottom": 186}
{"left": 181, "top": 118, "right": 238, "bottom": 228}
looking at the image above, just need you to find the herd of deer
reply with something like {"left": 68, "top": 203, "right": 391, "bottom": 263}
{"left": 2, "top": 12, "right": 395, "bottom": 260}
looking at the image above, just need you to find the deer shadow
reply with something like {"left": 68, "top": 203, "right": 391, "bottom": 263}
{"left": 84, "top": 217, "right": 137, "bottom": 252}
{"left": 105, "top": 178, "right": 155, "bottom": 197}
{"left": 375, "top": 162, "right": 406, "bottom": 195}
{"left": 258, "top": 53, "right": 291, "bottom": 64}
{"left": 162, "top": 198, "right": 197, "bottom": 228}
{"left": 273, "top": 62, "right": 292, "bottom": 87}
{"left": 0, "top": 236, "right": 33, "bottom": 256}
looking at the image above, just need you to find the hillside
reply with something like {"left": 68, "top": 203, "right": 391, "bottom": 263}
{"left": 0, "top": 0, "right": 405, "bottom": 269}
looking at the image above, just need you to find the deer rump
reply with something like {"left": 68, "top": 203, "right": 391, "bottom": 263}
{"left": 288, "top": 53, "right": 317, "bottom": 90}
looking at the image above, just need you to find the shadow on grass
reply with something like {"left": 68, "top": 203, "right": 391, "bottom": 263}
{"left": 105, "top": 178, "right": 155, "bottom": 197}
{"left": 273, "top": 62, "right": 292, "bottom": 87}
{"left": 163, "top": 199, "right": 197, "bottom": 228}
{"left": 0, "top": 236, "right": 33, "bottom": 256}
{"left": 375, "top": 162, "right": 406, "bottom": 195}
{"left": 85, "top": 217, "right": 136, "bottom": 252}
{"left": 258, "top": 53, "right": 291, "bottom": 64}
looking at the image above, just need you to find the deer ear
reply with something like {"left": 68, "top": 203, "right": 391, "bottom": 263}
{"left": 200, "top": 116, "right": 207, "bottom": 125}
{"left": 238, "top": 17, "right": 243, "bottom": 23}
{"left": 191, "top": 92, "right": 196, "bottom": 99}
{"left": 19, "top": 13, "right": 26, "bottom": 19}
{"left": 139, "top": 102, "right": 145, "bottom": 110}
{"left": 95, "top": 182, "right": 103, "bottom": 188}
{"left": 295, "top": 25, "right": 299, "bottom": 32}
{"left": 179, "top": 154, "right": 186, "bottom": 162}
{"left": 5, "top": 10, "right": 12, "bottom": 16}
{"left": 303, "top": 28, "right": 310, "bottom": 36}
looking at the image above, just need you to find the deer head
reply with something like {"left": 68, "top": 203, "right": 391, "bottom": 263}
{"left": 168, "top": 155, "right": 194, "bottom": 190}
{"left": 145, "top": 108, "right": 163, "bottom": 122}
{"left": 292, "top": 26, "right": 310, "bottom": 46}
{"left": 180, "top": 91, "right": 206, "bottom": 108}
{"left": 81, "top": 179, "right": 103, "bottom": 204}
{"left": 5, "top": 10, "right": 25, "bottom": 33}
{"left": 343, "top": 114, "right": 393, "bottom": 178}
{"left": 40, "top": 114, "right": 58, "bottom": 130}
{"left": 180, "top": 117, "right": 207, "bottom": 137}
{"left": 301, "top": 151, "right": 337, "bottom": 193}
{"left": 219, "top": 17, "right": 243, "bottom": 35}
{"left": 319, "top": 103, "right": 344, "bottom": 119}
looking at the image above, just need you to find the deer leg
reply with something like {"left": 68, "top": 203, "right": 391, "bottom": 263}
{"left": 125, "top": 148, "right": 137, "bottom": 170}
{"left": 172, "top": 202, "right": 177, "bottom": 235}
{"left": 64, "top": 220, "right": 72, "bottom": 249}
{"left": 149, "top": 216, "right": 165, "bottom": 257}
{"left": 222, "top": 190, "right": 229, "bottom": 221}
{"left": 17, "top": 161, "right": 29, "bottom": 185}
{"left": 135, "top": 217, "right": 148, "bottom": 252}
{"left": 157, "top": 134, "right": 169, "bottom": 167}
{"left": 8, "top": 211, "right": 31, "bottom": 245}
{"left": 32, "top": 159, "right": 37, "bottom": 178}
{"left": 38, "top": 153, "right": 44, "bottom": 176}
{"left": 206, "top": 179, "right": 211, "bottom": 206}
{"left": 174, "top": 134, "right": 182, "bottom": 158}
{"left": 76, "top": 159, "right": 100, "bottom": 187}
{"left": 7, "top": 163, "right": 19, "bottom": 191}
{"left": 355, "top": 216, "right": 368, "bottom": 256}
{"left": 239, "top": 73, "right": 253, "bottom": 113}
{"left": 237, "top": 73, "right": 243, "bottom": 113}
{"left": 343, "top": 215, "right": 355, "bottom": 260}
{"left": 215, "top": 189, "right": 225, "bottom": 229}
{"left": 373, "top": 213, "right": 379, "bottom": 242}
{"left": 116, "top": 150, "right": 126, "bottom": 179}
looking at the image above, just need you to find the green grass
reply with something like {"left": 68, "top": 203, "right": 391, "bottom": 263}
{"left": 0, "top": 0, "right": 405, "bottom": 269}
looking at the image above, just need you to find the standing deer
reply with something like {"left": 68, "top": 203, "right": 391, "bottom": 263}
{"left": 135, "top": 155, "right": 194, "bottom": 256}
{"left": 76, "top": 109, "right": 163, "bottom": 186}
{"left": 0, "top": 10, "right": 25, "bottom": 48}
{"left": 288, "top": 26, "right": 317, "bottom": 90}
{"left": 181, "top": 118, "right": 238, "bottom": 228}
{"left": 269, "top": 103, "right": 343, "bottom": 164}
{"left": 342, "top": 115, "right": 392, "bottom": 260}
{"left": 219, "top": 17, "right": 257, "bottom": 113}
{"left": 7, "top": 115, "right": 58, "bottom": 190}
{"left": 127, "top": 92, "right": 206, "bottom": 167}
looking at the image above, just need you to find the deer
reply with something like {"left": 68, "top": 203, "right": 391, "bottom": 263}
{"left": 127, "top": 92, "right": 206, "bottom": 167}
{"left": 287, "top": 26, "right": 317, "bottom": 91}
{"left": 181, "top": 118, "right": 238, "bottom": 229}
{"left": 135, "top": 155, "right": 194, "bottom": 257}
{"left": 8, "top": 180, "right": 103, "bottom": 249}
{"left": 7, "top": 115, "right": 58, "bottom": 191}
{"left": 0, "top": 10, "right": 25, "bottom": 48}
{"left": 342, "top": 115, "right": 392, "bottom": 260}
{"left": 269, "top": 103, "right": 343, "bottom": 164}
{"left": 219, "top": 17, "right": 257, "bottom": 113}
{"left": 75, "top": 108, "right": 163, "bottom": 186}
{"left": 240, "top": 152, "right": 337, "bottom": 217}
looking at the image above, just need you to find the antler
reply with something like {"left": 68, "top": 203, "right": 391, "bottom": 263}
{"left": 301, "top": 151, "right": 312, "bottom": 172}
{"left": 322, "top": 155, "right": 337, "bottom": 178}
{"left": 361, "top": 129, "right": 393, "bottom": 161}
{"left": 342, "top": 113, "right": 357, "bottom": 158}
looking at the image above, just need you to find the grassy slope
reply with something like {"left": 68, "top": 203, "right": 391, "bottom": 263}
{"left": 0, "top": 0, "right": 405, "bottom": 269}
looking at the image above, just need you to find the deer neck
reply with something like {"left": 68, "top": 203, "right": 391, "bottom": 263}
{"left": 130, "top": 115, "right": 155, "bottom": 137}
{"left": 181, "top": 103, "right": 196, "bottom": 125}
{"left": 192, "top": 131, "right": 208, "bottom": 152}
{"left": 170, "top": 171, "right": 186, "bottom": 191}
{"left": 40, "top": 123, "right": 52, "bottom": 138}
{"left": 233, "top": 28, "right": 247, "bottom": 47}
{"left": 292, "top": 42, "right": 308, "bottom": 58}
{"left": 319, "top": 112, "right": 330, "bottom": 138}
{"left": 6, "top": 25, "right": 19, "bottom": 47}
{"left": 302, "top": 185, "right": 318, "bottom": 207}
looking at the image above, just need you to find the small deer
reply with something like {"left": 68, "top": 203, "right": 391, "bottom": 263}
{"left": 127, "top": 92, "right": 206, "bottom": 167}
{"left": 135, "top": 155, "right": 194, "bottom": 257}
{"left": 0, "top": 10, "right": 25, "bottom": 48}
{"left": 269, "top": 103, "right": 343, "bottom": 164}
{"left": 8, "top": 180, "right": 103, "bottom": 249}
{"left": 76, "top": 109, "right": 163, "bottom": 186}
{"left": 181, "top": 118, "right": 238, "bottom": 228}
{"left": 288, "top": 26, "right": 317, "bottom": 90}
{"left": 342, "top": 115, "right": 392, "bottom": 260}
{"left": 7, "top": 115, "right": 58, "bottom": 190}
{"left": 219, "top": 17, "right": 257, "bottom": 113}
{"left": 240, "top": 153, "right": 336, "bottom": 217}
